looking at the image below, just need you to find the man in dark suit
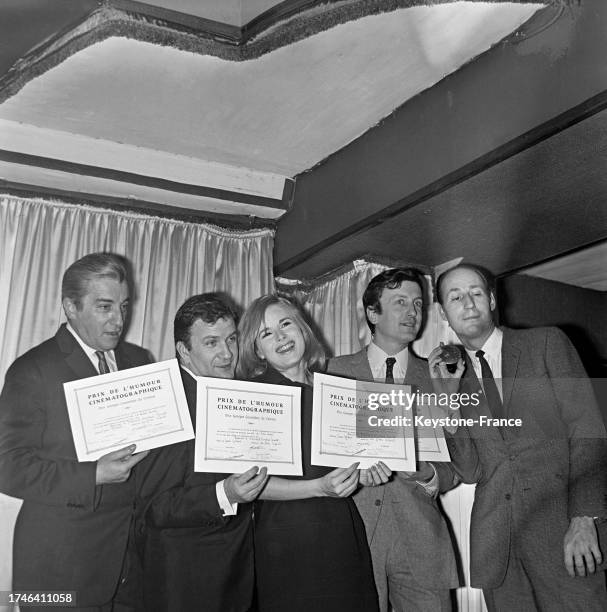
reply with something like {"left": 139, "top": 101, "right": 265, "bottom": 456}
{"left": 134, "top": 293, "right": 267, "bottom": 612}
{"left": 328, "top": 268, "right": 460, "bottom": 612}
{"left": 0, "top": 252, "right": 152, "bottom": 611}
{"left": 432, "top": 263, "right": 607, "bottom": 611}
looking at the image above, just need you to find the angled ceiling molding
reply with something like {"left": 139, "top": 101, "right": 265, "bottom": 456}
{"left": 0, "top": 119, "right": 294, "bottom": 219}
{"left": 0, "top": 0, "right": 552, "bottom": 104}
{"left": 0, "top": 158, "right": 291, "bottom": 220}
{"left": 0, "top": 119, "right": 289, "bottom": 200}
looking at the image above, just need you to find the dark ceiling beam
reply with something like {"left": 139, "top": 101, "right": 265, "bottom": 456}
{"left": 276, "top": 89, "right": 607, "bottom": 274}
{"left": 274, "top": 0, "right": 607, "bottom": 274}
{"left": 0, "top": 149, "right": 293, "bottom": 212}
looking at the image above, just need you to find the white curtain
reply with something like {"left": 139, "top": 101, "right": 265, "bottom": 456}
{"left": 0, "top": 194, "right": 275, "bottom": 595}
{"left": 277, "top": 259, "right": 448, "bottom": 357}
{"left": 277, "top": 260, "right": 390, "bottom": 356}
{"left": 278, "top": 259, "right": 486, "bottom": 612}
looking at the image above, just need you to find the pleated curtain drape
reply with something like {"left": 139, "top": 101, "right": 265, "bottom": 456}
{"left": 0, "top": 194, "right": 275, "bottom": 378}
{"left": 0, "top": 193, "right": 275, "bottom": 595}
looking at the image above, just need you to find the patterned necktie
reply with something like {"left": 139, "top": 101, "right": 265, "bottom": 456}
{"left": 385, "top": 357, "right": 396, "bottom": 384}
{"left": 475, "top": 350, "right": 502, "bottom": 418}
{"left": 95, "top": 350, "right": 110, "bottom": 375}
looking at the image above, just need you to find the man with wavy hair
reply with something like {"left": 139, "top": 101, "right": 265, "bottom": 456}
{"left": 0, "top": 252, "right": 152, "bottom": 611}
{"left": 328, "top": 267, "right": 460, "bottom": 612}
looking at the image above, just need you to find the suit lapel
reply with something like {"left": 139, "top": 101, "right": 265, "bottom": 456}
{"left": 57, "top": 324, "right": 137, "bottom": 377}
{"left": 352, "top": 348, "right": 374, "bottom": 380}
{"left": 500, "top": 328, "right": 520, "bottom": 414}
{"left": 56, "top": 324, "right": 98, "bottom": 380}
{"left": 180, "top": 368, "right": 198, "bottom": 423}
{"left": 403, "top": 350, "right": 426, "bottom": 389}
{"left": 114, "top": 343, "right": 134, "bottom": 371}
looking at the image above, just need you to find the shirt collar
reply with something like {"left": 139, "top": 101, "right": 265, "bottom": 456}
{"left": 66, "top": 322, "right": 101, "bottom": 359}
{"left": 180, "top": 364, "right": 197, "bottom": 379}
{"left": 465, "top": 326, "right": 503, "bottom": 360}
{"left": 367, "top": 341, "right": 409, "bottom": 372}
{"left": 66, "top": 322, "right": 117, "bottom": 370}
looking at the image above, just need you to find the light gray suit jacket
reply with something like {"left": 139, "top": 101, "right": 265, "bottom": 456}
{"left": 446, "top": 327, "right": 607, "bottom": 589}
{"left": 328, "top": 347, "right": 460, "bottom": 590}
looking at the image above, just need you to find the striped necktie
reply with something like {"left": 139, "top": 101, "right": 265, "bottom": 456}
{"left": 95, "top": 350, "right": 110, "bottom": 375}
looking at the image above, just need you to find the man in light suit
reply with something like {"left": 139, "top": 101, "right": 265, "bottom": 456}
{"left": 0, "top": 252, "right": 152, "bottom": 611}
{"left": 133, "top": 293, "right": 267, "bottom": 611}
{"left": 328, "top": 268, "right": 460, "bottom": 612}
{"left": 432, "top": 263, "right": 607, "bottom": 611}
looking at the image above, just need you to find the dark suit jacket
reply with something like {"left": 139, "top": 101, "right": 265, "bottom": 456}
{"left": 328, "top": 347, "right": 460, "bottom": 590}
{"left": 0, "top": 324, "right": 151, "bottom": 607}
{"left": 446, "top": 326, "right": 607, "bottom": 589}
{"left": 135, "top": 368, "right": 254, "bottom": 612}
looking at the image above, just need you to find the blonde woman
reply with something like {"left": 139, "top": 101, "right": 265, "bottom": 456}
{"left": 238, "top": 295, "right": 378, "bottom": 612}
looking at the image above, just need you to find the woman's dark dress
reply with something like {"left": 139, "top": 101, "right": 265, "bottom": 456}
{"left": 252, "top": 368, "right": 378, "bottom": 612}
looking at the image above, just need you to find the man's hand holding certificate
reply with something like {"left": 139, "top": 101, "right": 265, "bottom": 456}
{"left": 64, "top": 358, "right": 194, "bottom": 461}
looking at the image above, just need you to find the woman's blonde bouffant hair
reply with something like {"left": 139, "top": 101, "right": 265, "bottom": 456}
{"left": 236, "top": 294, "right": 325, "bottom": 380}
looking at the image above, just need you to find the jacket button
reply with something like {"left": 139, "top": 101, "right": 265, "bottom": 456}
{"left": 505, "top": 494, "right": 511, "bottom": 500}
{"left": 374, "top": 499, "right": 381, "bottom": 506}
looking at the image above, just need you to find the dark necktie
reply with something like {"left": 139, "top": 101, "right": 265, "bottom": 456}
{"left": 475, "top": 350, "right": 502, "bottom": 418}
{"left": 95, "top": 350, "right": 110, "bottom": 375}
{"left": 385, "top": 357, "right": 396, "bottom": 384}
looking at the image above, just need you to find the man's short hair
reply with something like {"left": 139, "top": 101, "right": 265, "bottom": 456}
{"left": 363, "top": 268, "right": 426, "bottom": 334}
{"left": 62, "top": 252, "right": 128, "bottom": 307}
{"left": 435, "top": 263, "right": 495, "bottom": 305}
{"left": 174, "top": 293, "right": 238, "bottom": 350}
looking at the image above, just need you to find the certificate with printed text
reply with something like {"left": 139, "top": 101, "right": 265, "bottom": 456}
{"left": 311, "top": 373, "right": 416, "bottom": 471}
{"left": 64, "top": 358, "right": 194, "bottom": 461}
{"left": 194, "top": 378, "right": 302, "bottom": 475}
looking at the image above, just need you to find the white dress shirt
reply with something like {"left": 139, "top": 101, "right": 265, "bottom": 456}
{"left": 367, "top": 342, "right": 409, "bottom": 383}
{"left": 66, "top": 322, "right": 118, "bottom": 373}
{"left": 367, "top": 341, "right": 438, "bottom": 496}
{"left": 465, "top": 327, "right": 503, "bottom": 401}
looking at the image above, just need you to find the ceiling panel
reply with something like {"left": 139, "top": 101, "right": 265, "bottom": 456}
{"left": 0, "top": 3, "right": 541, "bottom": 176}
{"left": 279, "top": 108, "right": 607, "bottom": 279}
{"left": 521, "top": 241, "right": 607, "bottom": 291}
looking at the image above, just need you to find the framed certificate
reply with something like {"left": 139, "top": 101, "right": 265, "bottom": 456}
{"left": 311, "top": 373, "right": 417, "bottom": 471}
{"left": 64, "top": 358, "right": 194, "bottom": 461}
{"left": 194, "top": 377, "right": 302, "bottom": 475}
